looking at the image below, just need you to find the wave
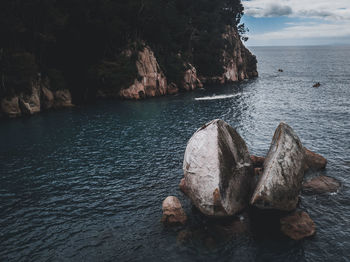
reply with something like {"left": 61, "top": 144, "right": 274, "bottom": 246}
{"left": 195, "top": 93, "right": 241, "bottom": 101}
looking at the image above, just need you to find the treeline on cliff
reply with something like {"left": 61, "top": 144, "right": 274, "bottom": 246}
{"left": 0, "top": 0, "right": 248, "bottom": 103}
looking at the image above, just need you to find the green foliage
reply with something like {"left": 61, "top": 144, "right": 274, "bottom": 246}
{"left": 0, "top": 0, "right": 247, "bottom": 100}
{"left": 46, "top": 69, "right": 66, "bottom": 91}
{"left": 90, "top": 53, "right": 138, "bottom": 92}
{"left": 0, "top": 51, "right": 37, "bottom": 96}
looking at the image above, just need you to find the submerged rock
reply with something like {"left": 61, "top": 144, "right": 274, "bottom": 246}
{"left": 280, "top": 211, "right": 316, "bottom": 240}
{"left": 251, "top": 122, "right": 305, "bottom": 211}
{"left": 182, "top": 119, "right": 254, "bottom": 217}
{"left": 161, "top": 196, "right": 187, "bottom": 226}
{"left": 302, "top": 176, "right": 340, "bottom": 194}
{"left": 304, "top": 147, "right": 327, "bottom": 171}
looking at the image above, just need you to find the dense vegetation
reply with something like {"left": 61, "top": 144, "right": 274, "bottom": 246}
{"left": 0, "top": 0, "right": 248, "bottom": 102}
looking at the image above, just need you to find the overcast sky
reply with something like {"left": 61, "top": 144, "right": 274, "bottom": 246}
{"left": 241, "top": 0, "right": 350, "bottom": 46}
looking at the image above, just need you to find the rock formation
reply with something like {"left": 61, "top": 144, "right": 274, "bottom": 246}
{"left": 280, "top": 211, "right": 316, "bottom": 240}
{"left": 0, "top": 78, "right": 73, "bottom": 118}
{"left": 304, "top": 147, "right": 327, "bottom": 171}
{"left": 251, "top": 122, "right": 305, "bottom": 211}
{"left": 119, "top": 46, "right": 168, "bottom": 99}
{"left": 182, "top": 63, "right": 203, "bottom": 91}
{"left": 201, "top": 27, "right": 258, "bottom": 84}
{"left": 182, "top": 119, "right": 254, "bottom": 217}
{"left": 302, "top": 176, "right": 340, "bottom": 194}
{"left": 161, "top": 196, "right": 187, "bottom": 226}
{"left": 117, "top": 47, "right": 203, "bottom": 99}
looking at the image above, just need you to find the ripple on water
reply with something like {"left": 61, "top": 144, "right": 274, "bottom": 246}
{"left": 1, "top": 46, "right": 350, "bottom": 261}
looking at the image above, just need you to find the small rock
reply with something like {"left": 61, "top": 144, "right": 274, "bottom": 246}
{"left": 303, "top": 176, "right": 340, "bottom": 194}
{"left": 250, "top": 155, "right": 265, "bottom": 168}
{"left": 280, "top": 211, "right": 316, "bottom": 240}
{"left": 313, "top": 82, "right": 321, "bottom": 88}
{"left": 304, "top": 147, "right": 327, "bottom": 171}
{"left": 161, "top": 196, "right": 187, "bottom": 226}
{"left": 179, "top": 178, "right": 188, "bottom": 195}
{"left": 278, "top": 69, "right": 283, "bottom": 72}
{"left": 177, "top": 230, "right": 192, "bottom": 245}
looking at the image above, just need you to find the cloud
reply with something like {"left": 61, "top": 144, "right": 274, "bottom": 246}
{"left": 243, "top": 0, "right": 350, "bottom": 20}
{"left": 246, "top": 4, "right": 292, "bottom": 17}
{"left": 248, "top": 22, "right": 350, "bottom": 45}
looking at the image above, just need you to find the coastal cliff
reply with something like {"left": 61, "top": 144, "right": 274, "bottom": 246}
{"left": 0, "top": 0, "right": 257, "bottom": 118}
{"left": 0, "top": 78, "right": 73, "bottom": 118}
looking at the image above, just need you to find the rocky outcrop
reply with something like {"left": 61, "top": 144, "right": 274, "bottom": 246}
{"left": 118, "top": 47, "right": 203, "bottom": 99}
{"left": 0, "top": 78, "right": 73, "bottom": 118}
{"left": 0, "top": 96, "right": 21, "bottom": 118}
{"left": 18, "top": 82, "right": 41, "bottom": 115}
{"left": 182, "top": 119, "right": 254, "bottom": 217}
{"left": 251, "top": 122, "right": 305, "bottom": 211}
{"left": 304, "top": 147, "right": 327, "bottom": 171}
{"left": 182, "top": 63, "right": 203, "bottom": 91}
{"left": 119, "top": 46, "right": 168, "bottom": 100}
{"left": 302, "top": 176, "right": 340, "bottom": 194}
{"left": 161, "top": 196, "right": 187, "bottom": 226}
{"left": 223, "top": 27, "right": 258, "bottom": 82}
{"left": 201, "top": 27, "right": 258, "bottom": 84}
{"left": 280, "top": 211, "right": 316, "bottom": 240}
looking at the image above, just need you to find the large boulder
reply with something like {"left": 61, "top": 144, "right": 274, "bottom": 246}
{"left": 251, "top": 122, "right": 305, "bottom": 211}
{"left": 280, "top": 211, "right": 316, "bottom": 240}
{"left": 302, "top": 176, "right": 340, "bottom": 194}
{"left": 182, "top": 119, "right": 254, "bottom": 217}
{"left": 161, "top": 196, "right": 187, "bottom": 226}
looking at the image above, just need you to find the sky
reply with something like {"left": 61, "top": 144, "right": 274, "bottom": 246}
{"left": 241, "top": 0, "right": 350, "bottom": 46}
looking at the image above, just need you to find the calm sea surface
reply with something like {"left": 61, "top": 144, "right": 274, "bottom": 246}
{"left": 1, "top": 46, "right": 350, "bottom": 261}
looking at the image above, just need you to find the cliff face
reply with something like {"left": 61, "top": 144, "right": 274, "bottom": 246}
{"left": 116, "top": 46, "right": 202, "bottom": 100}
{"left": 0, "top": 78, "right": 73, "bottom": 118}
{"left": 200, "top": 27, "right": 258, "bottom": 84}
{"left": 1, "top": 28, "right": 257, "bottom": 117}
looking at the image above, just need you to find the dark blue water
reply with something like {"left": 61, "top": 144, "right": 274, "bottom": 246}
{"left": 1, "top": 46, "right": 350, "bottom": 261}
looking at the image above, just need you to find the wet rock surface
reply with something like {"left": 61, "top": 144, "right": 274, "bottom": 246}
{"left": 280, "top": 211, "right": 316, "bottom": 240}
{"left": 182, "top": 119, "right": 253, "bottom": 217}
{"left": 303, "top": 176, "right": 340, "bottom": 194}
{"left": 251, "top": 122, "right": 305, "bottom": 211}
{"left": 161, "top": 196, "right": 187, "bottom": 226}
{"left": 304, "top": 147, "right": 327, "bottom": 171}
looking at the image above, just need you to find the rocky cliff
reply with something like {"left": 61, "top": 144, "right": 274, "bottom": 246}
{"left": 0, "top": 29, "right": 257, "bottom": 118}
{"left": 200, "top": 27, "right": 258, "bottom": 84}
{"left": 0, "top": 78, "right": 73, "bottom": 118}
{"left": 98, "top": 46, "right": 203, "bottom": 100}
